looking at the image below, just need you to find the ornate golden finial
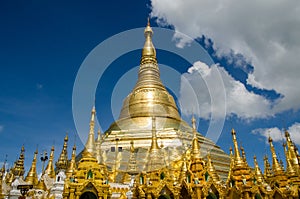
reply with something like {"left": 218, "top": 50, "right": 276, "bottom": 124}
{"left": 180, "top": 157, "right": 188, "bottom": 181}
{"left": 1, "top": 155, "right": 7, "bottom": 174}
{"left": 226, "top": 147, "right": 235, "bottom": 185}
{"left": 284, "top": 130, "right": 299, "bottom": 170}
{"left": 240, "top": 146, "right": 249, "bottom": 166}
{"left": 253, "top": 155, "right": 264, "bottom": 184}
{"left": 283, "top": 142, "right": 296, "bottom": 176}
{"left": 97, "top": 129, "right": 102, "bottom": 142}
{"left": 140, "top": 18, "right": 157, "bottom": 67}
{"left": 231, "top": 128, "right": 243, "bottom": 166}
{"left": 150, "top": 117, "right": 160, "bottom": 152}
{"left": 66, "top": 144, "right": 77, "bottom": 178}
{"left": 12, "top": 145, "right": 25, "bottom": 177}
{"left": 207, "top": 154, "right": 220, "bottom": 182}
{"left": 146, "top": 117, "right": 165, "bottom": 171}
{"left": 95, "top": 129, "right": 103, "bottom": 164}
{"left": 55, "top": 133, "right": 69, "bottom": 171}
{"left": 85, "top": 106, "right": 96, "bottom": 155}
{"left": 25, "top": 149, "right": 38, "bottom": 185}
{"left": 127, "top": 141, "right": 137, "bottom": 175}
{"left": 44, "top": 146, "right": 55, "bottom": 179}
{"left": 191, "top": 117, "right": 201, "bottom": 159}
{"left": 268, "top": 136, "right": 284, "bottom": 174}
{"left": 263, "top": 155, "right": 272, "bottom": 179}
{"left": 147, "top": 17, "right": 150, "bottom": 26}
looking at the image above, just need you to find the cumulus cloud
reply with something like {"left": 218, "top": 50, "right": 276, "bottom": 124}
{"left": 151, "top": 0, "right": 300, "bottom": 116}
{"left": 252, "top": 127, "right": 283, "bottom": 144}
{"left": 252, "top": 123, "right": 300, "bottom": 145}
{"left": 179, "top": 61, "right": 272, "bottom": 120}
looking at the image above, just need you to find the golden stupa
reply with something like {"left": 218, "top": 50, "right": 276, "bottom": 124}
{"left": 98, "top": 20, "right": 231, "bottom": 181}
{"left": 2, "top": 20, "right": 300, "bottom": 199}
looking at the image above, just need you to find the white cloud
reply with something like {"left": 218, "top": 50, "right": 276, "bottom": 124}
{"left": 151, "top": 0, "right": 300, "bottom": 115}
{"left": 179, "top": 61, "right": 272, "bottom": 120}
{"left": 286, "top": 123, "right": 300, "bottom": 145}
{"left": 0, "top": 125, "right": 3, "bottom": 133}
{"left": 252, "top": 122, "right": 300, "bottom": 145}
{"left": 252, "top": 127, "right": 283, "bottom": 144}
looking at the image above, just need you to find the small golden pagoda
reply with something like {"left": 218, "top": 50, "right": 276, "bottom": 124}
{"left": 63, "top": 149, "right": 111, "bottom": 199}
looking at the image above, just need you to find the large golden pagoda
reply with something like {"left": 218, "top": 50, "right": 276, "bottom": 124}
{"left": 100, "top": 20, "right": 231, "bottom": 182}
{"left": 2, "top": 20, "right": 300, "bottom": 199}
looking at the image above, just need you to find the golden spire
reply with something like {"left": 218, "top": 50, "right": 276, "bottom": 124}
{"left": 263, "top": 155, "right": 272, "bottom": 179}
{"left": 150, "top": 117, "right": 160, "bottom": 152}
{"left": 146, "top": 117, "right": 165, "bottom": 171}
{"left": 240, "top": 146, "right": 246, "bottom": 162}
{"left": 25, "top": 149, "right": 38, "bottom": 185}
{"left": 127, "top": 141, "right": 137, "bottom": 175}
{"left": 253, "top": 155, "right": 264, "bottom": 184}
{"left": 85, "top": 106, "right": 96, "bottom": 155}
{"left": 44, "top": 146, "right": 55, "bottom": 179}
{"left": 66, "top": 144, "right": 77, "bottom": 178}
{"left": 12, "top": 145, "right": 25, "bottom": 177}
{"left": 113, "top": 18, "right": 181, "bottom": 127}
{"left": 180, "top": 157, "right": 188, "bottom": 181}
{"left": 231, "top": 128, "right": 243, "bottom": 166}
{"left": 268, "top": 136, "right": 284, "bottom": 174}
{"left": 283, "top": 143, "right": 296, "bottom": 176}
{"left": 226, "top": 147, "right": 234, "bottom": 184}
{"left": 36, "top": 177, "right": 47, "bottom": 191}
{"left": 285, "top": 130, "right": 299, "bottom": 170}
{"left": 206, "top": 154, "right": 220, "bottom": 182}
{"left": 141, "top": 18, "right": 157, "bottom": 64}
{"left": 55, "top": 133, "right": 69, "bottom": 171}
{"left": 191, "top": 116, "right": 201, "bottom": 159}
{"left": 95, "top": 129, "right": 103, "bottom": 164}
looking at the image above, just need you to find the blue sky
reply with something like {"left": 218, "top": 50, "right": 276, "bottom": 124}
{"left": 1, "top": 0, "right": 300, "bottom": 172}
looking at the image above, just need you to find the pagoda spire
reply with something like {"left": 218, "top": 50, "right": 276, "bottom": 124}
{"left": 127, "top": 141, "right": 138, "bottom": 175}
{"left": 283, "top": 143, "right": 296, "bottom": 176}
{"left": 263, "top": 155, "right": 272, "bottom": 180}
{"left": 0, "top": 155, "right": 7, "bottom": 182}
{"left": 146, "top": 117, "right": 164, "bottom": 171}
{"left": 253, "top": 155, "right": 264, "bottom": 184}
{"left": 66, "top": 144, "right": 77, "bottom": 178}
{"left": 85, "top": 106, "right": 96, "bottom": 155}
{"left": 240, "top": 146, "right": 247, "bottom": 163}
{"left": 95, "top": 129, "right": 103, "bottom": 164}
{"left": 116, "top": 18, "right": 181, "bottom": 124}
{"left": 285, "top": 130, "right": 299, "bottom": 171}
{"left": 268, "top": 136, "right": 284, "bottom": 174}
{"left": 226, "top": 147, "right": 234, "bottom": 185}
{"left": 206, "top": 154, "right": 220, "bottom": 182}
{"left": 44, "top": 146, "right": 55, "bottom": 179}
{"left": 12, "top": 145, "right": 25, "bottom": 177}
{"left": 191, "top": 116, "right": 201, "bottom": 159}
{"left": 134, "top": 18, "right": 165, "bottom": 92}
{"left": 25, "top": 149, "right": 38, "bottom": 185}
{"left": 149, "top": 117, "right": 160, "bottom": 152}
{"left": 231, "top": 128, "right": 243, "bottom": 166}
{"left": 179, "top": 157, "right": 188, "bottom": 182}
{"left": 141, "top": 18, "right": 157, "bottom": 64}
{"left": 55, "top": 133, "right": 69, "bottom": 171}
